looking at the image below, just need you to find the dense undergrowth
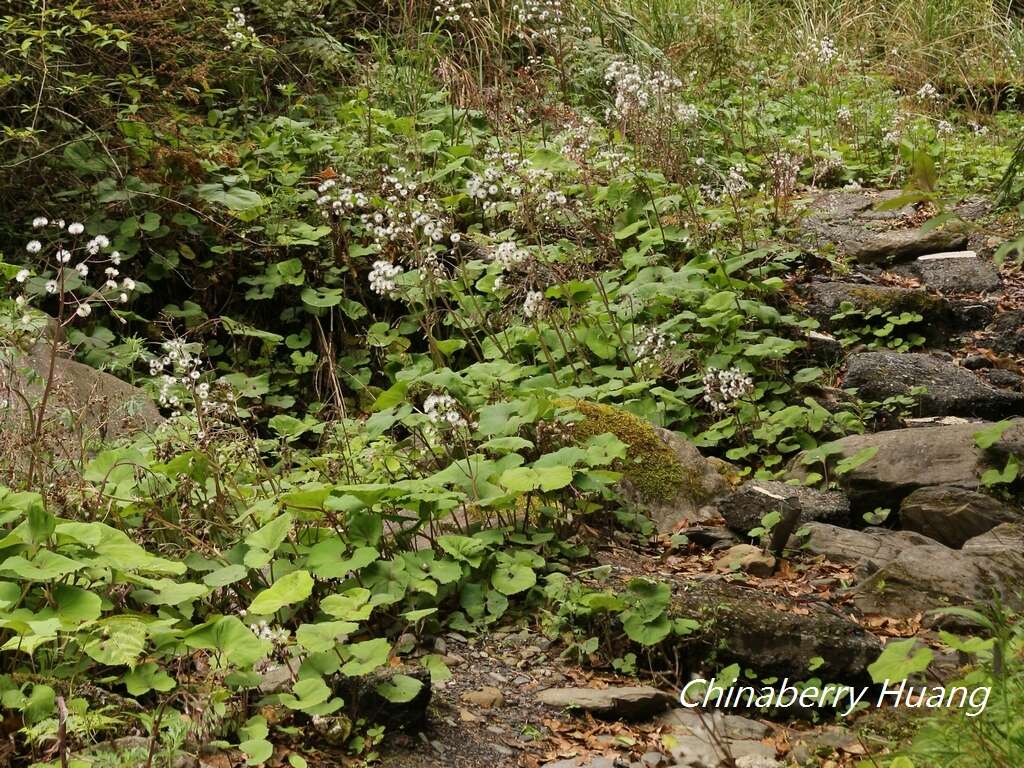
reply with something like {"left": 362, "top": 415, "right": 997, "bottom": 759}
{"left": 2, "top": 0, "right": 1024, "bottom": 766}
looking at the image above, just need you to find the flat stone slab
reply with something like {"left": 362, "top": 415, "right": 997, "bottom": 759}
{"left": 893, "top": 251, "right": 1001, "bottom": 294}
{"left": 536, "top": 686, "right": 676, "bottom": 721}
{"left": 799, "top": 190, "right": 968, "bottom": 264}
{"left": 844, "top": 351, "right": 1024, "bottom": 418}
{"left": 792, "top": 523, "right": 938, "bottom": 568}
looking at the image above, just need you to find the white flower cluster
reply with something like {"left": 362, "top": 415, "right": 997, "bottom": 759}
{"left": 493, "top": 241, "right": 529, "bottom": 270}
{"left": 675, "top": 102, "right": 699, "bottom": 126}
{"left": 361, "top": 169, "right": 454, "bottom": 250}
{"left": 315, "top": 175, "right": 367, "bottom": 220}
{"left": 434, "top": 0, "right": 475, "bottom": 23}
{"left": 224, "top": 6, "right": 256, "bottom": 50}
{"left": 882, "top": 113, "right": 906, "bottom": 147}
{"left": 702, "top": 367, "right": 754, "bottom": 413}
{"left": 722, "top": 165, "right": 751, "bottom": 198}
{"left": 604, "top": 60, "right": 684, "bottom": 123}
{"left": 635, "top": 327, "right": 676, "bottom": 361}
{"left": 424, "top": 392, "right": 469, "bottom": 430}
{"left": 936, "top": 119, "right": 954, "bottom": 139}
{"left": 797, "top": 34, "right": 838, "bottom": 67}
{"left": 250, "top": 620, "right": 290, "bottom": 646}
{"left": 150, "top": 339, "right": 233, "bottom": 422}
{"left": 522, "top": 290, "right": 545, "bottom": 319}
{"left": 916, "top": 82, "right": 939, "bottom": 101}
{"left": 836, "top": 107, "right": 853, "bottom": 126}
{"left": 514, "top": 0, "right": 574, "bottom": 40}
{"left": 767, "top": 152, "right": 801, "bottom": 199}
{"left": 11, "top": 217, "right": 135, "bottom": 323}
{"left": 467, "top": 166, "right": 504, "bottom": 202}
{"left": 368, "top": 259, "right": 403, "bottom": 296}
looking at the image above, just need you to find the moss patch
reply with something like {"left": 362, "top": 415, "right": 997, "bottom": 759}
{"left": 563, "top": 400, "right": 692, "bottom": 504}
{"left": 848, "top": 286, "right": 945, "bottom": 317}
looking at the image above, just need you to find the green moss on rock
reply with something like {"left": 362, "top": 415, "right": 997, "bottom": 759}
{"left": 567, "top": 400, "right": 688, "bottom": 504}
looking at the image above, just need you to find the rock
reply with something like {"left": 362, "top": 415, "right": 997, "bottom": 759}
{"left": 334, "top": 667, "right": 432, "bottom": 730}
{"left": 656, "top": 709, "right": 772, "bottom": 741}
{"left": 671, "top": 580, "right": 881, "bottom": 683}
{"left": 985, "top": 311, "right": 1024, "bottom": 356}
{"left": 798, "top": 280, "right": 952, "bottom": 329}
{"left": 962, "top": 354, "right": 992, "bottom": 370}
{"left": 963, "top": 522, "right": 1024, "bottom": 551}
{"left": 535, "top": 685, "right": 675, "bottom": 720}
{"left": 717, "top": 480, "right": 851, "bottom": 535}
{"left": 664, "top": 734, "right": 777, "bottom": 768}
{"left": 894, "top": 251, "right": 1001, "bottom": 294}
{"left": 787, "top": 725, "right": 861, "bottom": 763}
{"left": 0, "top": 341, "right": 162, "bottom": 467}
{"left": 844, "top": 351, "right": 1024, "bottom": 418}
{"left": 566, "top": 401, "right": 731, "bottom": 531}
{"left": 789, "top": 420, "right": 1021, "bottom": 514}
{"left": 682, "top": 526, "right": 739, "bottom": 550}
{"left": 847, "top": 227, "right": 970, "bottom": 263}
{"left": 803, "top": 329, "right": 845, "bottom": 365}
{"left": 898, "top": 485, "right": 1020, "bottom": 548}
{"left": 799, "top": 190, "right": 968, "bottom": 264}
{"left": 987, "top": 369, "right": 1023, "bottom": 390}
{"left": 714, "top": 544, "right": 777, "bottom": 577}
{"left": 852, "top": 529, "right": 1024, "bottom": 621}
{"left": 792, "top": 523, "right": 937, "bottom": 570}
{"left": 462, "top": 686, "right": 504, "bottom": 709}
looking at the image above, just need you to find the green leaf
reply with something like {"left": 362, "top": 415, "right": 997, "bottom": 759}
{"left": 375, "top": 674, "right": 423, "bottom": 703}
{"left": 340, "top": 637, "right": 391, "bottom": 676}
{"left": 83, "top": 618, "right": 147, "bottom": 667}
{"left": 248, "top": 570, "right": 313, "bottom": 616}
{"left": 975, "top": 420, "right": 1014, "bottom": 449}
{"left": 124, "top": 662, "right": 177, "bottom": 696}
{"left": 867, "top": 639, "right": 933, "bottom": 684}
{"left": 295, "top": 621, "right": 359, "bottom": 653}
{"left": 834, "top": 446, "right": 878, "bottom": 476}
{"left": 491, "top": 564, "right": 536, "bottom": 595}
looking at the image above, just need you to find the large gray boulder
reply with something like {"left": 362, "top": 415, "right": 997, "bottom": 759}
{"left": 717, "top": 480, "right": 850, "bottom": 536}
{"left": 852, "top": 525, "right": 1024, "bottom": 622}
{"left": 1, "top": 341, "right": 162, "bottom": 480}
{"left": 898, "top": 485, "right": 1021, "bottom": 548}
{"left": 798, "top": 280, "right": 952, "bottom": 328}
{"left": 789, "top": 420, "right": 1019, "bottom": 513}
{"left": 1, "top": 341, "right": 161, "bottom": 438}
{"left": 844, "top": 351, "right": 1024, "bottom": 418}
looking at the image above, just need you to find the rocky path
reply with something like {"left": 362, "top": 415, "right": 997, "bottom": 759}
{"left": 378, "top": 189, "right": 1024, "bottom": 768}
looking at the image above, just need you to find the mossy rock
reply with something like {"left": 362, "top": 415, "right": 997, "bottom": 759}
{"left": 564, "top": 400, "right": 732, "bottom": 532}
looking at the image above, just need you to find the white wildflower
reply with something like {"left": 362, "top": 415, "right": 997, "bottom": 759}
{"left": 368, "top": 260, "right": 403, "bottom": 296}
{"left": 523, "top": 290, "right": 545, "bottom": 319}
